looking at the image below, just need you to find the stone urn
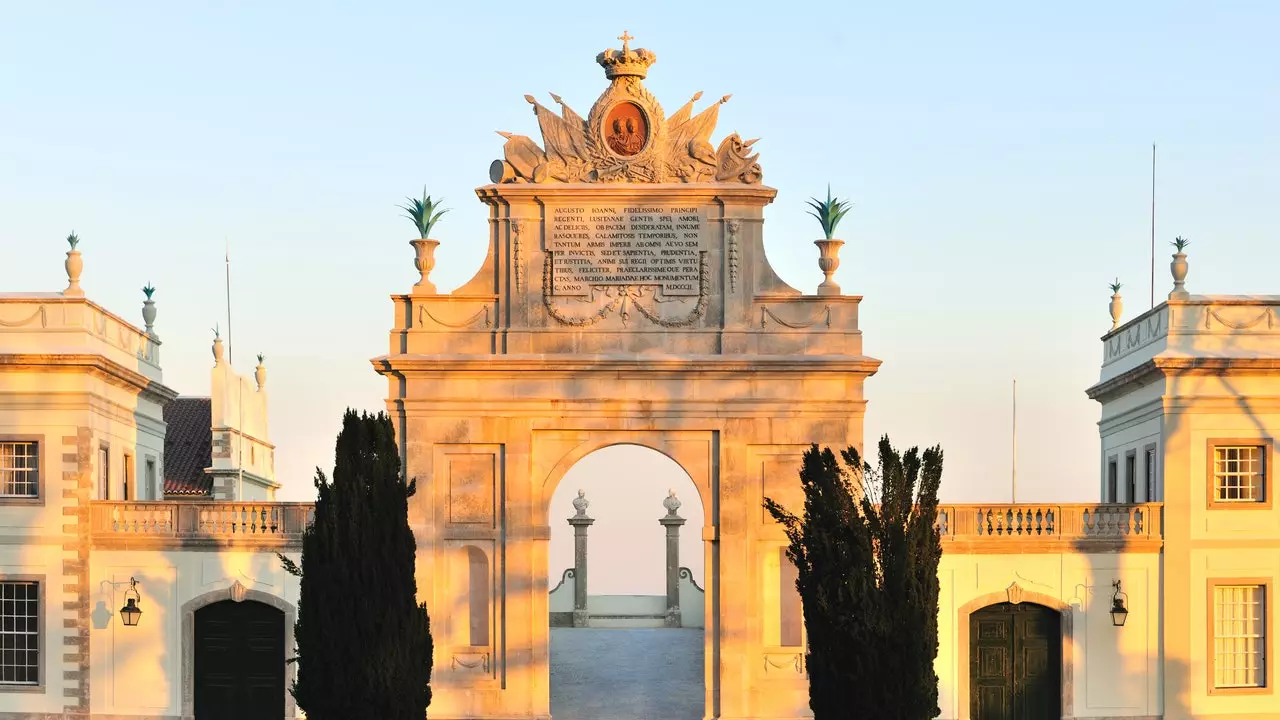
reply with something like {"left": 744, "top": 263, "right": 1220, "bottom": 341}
{"left": 411, "top": 238, "right": 440, "bottom": 294}
{"left": 64, "top": 249, "right": 84, "bottom": 297}
{"left": 212, "top": 335, "right": 224, "bottom": 365}
{"left": 814, "top": 238, "right": 844, "bottom": 295}
{"left": 142, "top": 299, "right": 157, "bottom": 337}
{"left": 1109, "top": 290, "right": 1123, "bottom": 331}
{"left": 254, "top": 356, "right": 266, "bottom": 391}
{"left": 1170, "top": 252, "right": 1189, "bottom": 297}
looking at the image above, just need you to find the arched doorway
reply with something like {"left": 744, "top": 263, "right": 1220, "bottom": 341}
{"left": 545, "top": 444, "right": 706, "bottom": 720}
{"left": 970, "top": 602, "right": 1061, "bottom": 720}
{"left": 193, "top": 600, "right": 285, "bottom": 719}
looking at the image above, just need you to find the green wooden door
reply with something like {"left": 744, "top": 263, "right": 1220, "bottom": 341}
{"left": 970, "top": 602, "right": 1061, "bottom": 720}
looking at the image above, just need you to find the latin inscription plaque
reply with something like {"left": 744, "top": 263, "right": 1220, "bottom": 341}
{"left": 547, "top": 204, "right": 706, "bottom": 297}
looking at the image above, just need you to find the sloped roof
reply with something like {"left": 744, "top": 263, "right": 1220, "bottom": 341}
{"left": 163, "top": 397, "right": 212, "bottom": 496}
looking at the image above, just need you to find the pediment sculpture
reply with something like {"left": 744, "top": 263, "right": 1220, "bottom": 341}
{"left": 489, "top": 32, "right": 762, "bottom": 185}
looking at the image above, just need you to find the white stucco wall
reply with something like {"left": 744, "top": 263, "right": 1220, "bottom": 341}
{"left": 88, "top": 548, "right": 302, "bottom": 718}
{"left": 937, "top": 551, "right": 1162, "bottom": 720}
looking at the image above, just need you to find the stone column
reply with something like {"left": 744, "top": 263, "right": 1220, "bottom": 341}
{"left": 567, "top": 490, "right": 594, "bottom": 628}
{"left": 659, "top": 490, "right": 687, "bottom": 628}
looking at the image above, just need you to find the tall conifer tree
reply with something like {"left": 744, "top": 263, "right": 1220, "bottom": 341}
{"left": 282, "top": 410, "right": 433, "bottom": 719}
{"left": 764, "top": 435, "right": 943, "bottom": 720}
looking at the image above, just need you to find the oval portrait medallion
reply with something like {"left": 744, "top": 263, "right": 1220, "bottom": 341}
{"left": 604, "top": 102, "right": 648, "bottom": 157}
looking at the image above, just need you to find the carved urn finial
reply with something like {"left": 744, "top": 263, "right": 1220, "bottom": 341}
{"left": 141, "top": 283, "right": 158, "bottom": 340}
{"left": 571, "top": 489, "right": 590, "bottom": 517}
{"left": 254, "top": 353, "right": 266, "bottom": 391}
{"left": 1169, "top": 236, "right": 1190, "bottom": 299}
{"left": 596, "top": 31, "right": 657, "bottom": 79}
{"left": 1108, "top": 278, "right": 1123, "bottom": 331}
{"left": 64, "top": 232, "right": 84, "bottom": 297}
{"left": 211, "top": 326, "right": 224, "bottom": 365}
{"left": 663, "top": 489, "right": 682, "bottom": 517}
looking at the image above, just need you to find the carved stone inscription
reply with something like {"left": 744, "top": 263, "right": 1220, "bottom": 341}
{"left": 548, "top": 204, "right": 705, "bottom": 296}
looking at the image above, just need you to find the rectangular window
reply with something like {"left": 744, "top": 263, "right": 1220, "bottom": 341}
{"left": 1213, "top": 445, "right": 1267, "bottom": 504}
{"left": 0, "top": 442, "right": 39, "bottom": 499}
{"left": 0, "top": 580, "right": 40, "bottom": 686}
{"left": 1107, "top": 457, "right": 1118, "bottom": 503}
{"left": 1145, "top": 445, "right": 1158, "bottom": 502}
{"left": 122, "top": 454, "right": 133, "bottom": 501}
{"left": 1125, "top": 451, "right": 1137, "bottom": 503}
{"left": 1212, "top": 584, "right": 1268, "bottom": 690}
{"left": 98, "top": 446, "right": 109, "bottom": 500}
{"left": 145, "top": 458, "right": 157, "bottom": 500}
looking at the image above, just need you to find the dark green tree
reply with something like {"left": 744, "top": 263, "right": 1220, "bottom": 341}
{"left": 281, "top": 410, "right": 432, "bottom": 719}
{"left": 764, "top": 435, "right": 943, "bottom": 720}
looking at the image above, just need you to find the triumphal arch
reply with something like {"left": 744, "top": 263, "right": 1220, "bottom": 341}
{"left": 373, "top": 35, "right": 879, "bottom": 720}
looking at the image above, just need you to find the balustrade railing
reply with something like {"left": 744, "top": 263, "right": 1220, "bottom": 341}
{"left": 91, "top": 501, "right": 315, "bottom": 547}
{"left": 936, "top": 503, "right": 1162, "bottom": 546}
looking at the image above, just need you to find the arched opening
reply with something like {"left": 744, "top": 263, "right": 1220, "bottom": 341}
{"left": 546, "top": 443, "right": 706, "bottom": 720}
{"left": 969, "top": 602, "right": 1062, "bottom": 720}
{"left": 193, "top": 599, "right": 285, "bottom": 719}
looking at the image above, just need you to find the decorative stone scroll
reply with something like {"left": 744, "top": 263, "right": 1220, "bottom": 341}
{"left": 490, "top": 32, "right": 762, "bottom": 185}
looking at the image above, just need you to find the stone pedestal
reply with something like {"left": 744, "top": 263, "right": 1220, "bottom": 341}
{"left": 659, "top": 491, "right": 687, "bottom": 628}
{"left": 568, "top": 491, "right": 594, "bottom": 628}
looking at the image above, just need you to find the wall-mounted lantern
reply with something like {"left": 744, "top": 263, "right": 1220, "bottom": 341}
{"left": 1110, "top": 580, "right": 1128, "bottom": 627}
{"left": 119, "top": 577, "right": 143, "bottom": 627}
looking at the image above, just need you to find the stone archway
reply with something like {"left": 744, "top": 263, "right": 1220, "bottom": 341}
{"left": 181, "top": 583, "right": 296, "bottom": 719}
{"left": 957, "top": 587, "right": 1074, "bottom": 720}
{"left": 373, "top": 39, "right": 880, "bottom": 719}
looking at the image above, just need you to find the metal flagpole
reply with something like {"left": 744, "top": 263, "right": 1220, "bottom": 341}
{"left": 226, "top": 242, "right": 244, "bottom": 500}
{"left": 1012, "top": 378, "right": 1017, "bottom": 504}
{"left": 1150, "top": 144, "right": 1156, "bottom": 308}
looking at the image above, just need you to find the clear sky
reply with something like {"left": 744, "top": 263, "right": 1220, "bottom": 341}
{"left": 2, "top": 2, "right": 1277, "bottom": 591}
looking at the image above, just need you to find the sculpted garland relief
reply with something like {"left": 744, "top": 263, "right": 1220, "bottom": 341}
{"left": 489, "top": 32, "right": 762, "bottom": 185}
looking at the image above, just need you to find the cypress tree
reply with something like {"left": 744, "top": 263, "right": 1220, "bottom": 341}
{"left": 764, "top": 435, "right": 943, "bottom": 720}
{"left": 281, "top": 409, "right": 433, "bottom": 720}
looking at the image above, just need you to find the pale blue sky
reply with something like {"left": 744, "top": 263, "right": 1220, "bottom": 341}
{"left": 2, "top": 2, "right": 1277, "bottom": 588}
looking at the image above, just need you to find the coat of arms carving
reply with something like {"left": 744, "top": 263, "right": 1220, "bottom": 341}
{"left": 489, "top": 32, "right": 762, "bottom": 185}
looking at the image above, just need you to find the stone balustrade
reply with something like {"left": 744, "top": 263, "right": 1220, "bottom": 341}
{"left": 88, "top": 500, "right": 1161, "bottom": 553}
{"left": 937, "top": 503, "right": 1163, "bottom": 553}
{"left": 90, "top": 501, "right": 315, "bottom": 550}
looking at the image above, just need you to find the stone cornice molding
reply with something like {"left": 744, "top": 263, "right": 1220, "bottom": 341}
{"left": 1086, "top": 356, "right": 1280, "bottom": 402}
{"left": 476, "top": 182, "right": 778, "bottom": 205}
{"left": 0, "top": 353, "right": 178, "bottom": 404}
{"left": 373, "top": 354, "right": 882, "bottom": 376}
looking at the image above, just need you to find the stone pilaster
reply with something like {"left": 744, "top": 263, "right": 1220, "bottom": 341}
{"left": 567, "top": 490, "right": 594, "bottom": 628}
{"left": 659, "top": 490, "right": 686, "bottom": 628}
{"left": 60, "top": 427, "right": 93, "bottom": 716}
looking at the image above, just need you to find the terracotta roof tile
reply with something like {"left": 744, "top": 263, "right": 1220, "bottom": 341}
{"left": 163, "top": 397, "right": 212, "bottom": 496}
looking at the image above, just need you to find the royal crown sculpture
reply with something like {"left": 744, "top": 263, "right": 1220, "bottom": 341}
{"left": 489, "top": 31, "right": 763, "bottom": 185}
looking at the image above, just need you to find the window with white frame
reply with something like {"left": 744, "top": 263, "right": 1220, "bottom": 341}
{"left": 0, "top": 442, "right": 39, "bottom": 499}
{"left": 1213, "top": 584, "right": 1267, "bottom": 689}
{"left": 1144, "top": 445, "right": 1157, "bottom": 501}
{"left": 1106, "top": 457, "right": 1118, "bottom": 503}
{"left": 98, "top": 446, "right": 109, "bottom": 500}
{"left": 1213, "top": 445, "right": 1266, "bottom": 504}
{"left": 0, "top": 580, "right": 40, "bottom": 686}
{"left": 145, "top": 457, "right": 157, "bottom": 500}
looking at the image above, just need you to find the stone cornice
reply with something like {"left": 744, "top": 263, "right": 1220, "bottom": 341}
{"left": 0, "top": 353, "right": 178, "bottom": 404}
{"left": 372, "top": 354, "right": 882, "bottom": 376}
{"left": 1087, "top": 356, "right": 1280, "bottom": 402}
{"left": 475, "top": 182, "right": 779, "bottom": 206}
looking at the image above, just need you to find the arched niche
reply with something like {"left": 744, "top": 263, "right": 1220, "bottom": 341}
{"left": 180, "top": 584, "right": 296, "bottom": 719}
{"left": 956, "top": 586, "right": 1074, "bottom": 719}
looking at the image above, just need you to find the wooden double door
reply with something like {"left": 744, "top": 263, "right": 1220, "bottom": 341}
{"left": 194, "top": 600, "right": 285, "bottom": 719}
{"left": 970, "top": 602, "right": 1061, "bottom": 720}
